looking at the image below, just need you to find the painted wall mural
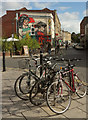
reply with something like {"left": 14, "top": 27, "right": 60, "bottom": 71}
{"left": 18, "top": 14, "right": 51, "bottom": 45}
{"left": 18, "top": 14, "right": 35, "bottom": 39}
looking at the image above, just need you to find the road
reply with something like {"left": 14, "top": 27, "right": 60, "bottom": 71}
{"left": 4, "top": 47, "right": 87, "bottom": 82}
{"left": 5, "top": 47, "right": 86, "bottom": 68}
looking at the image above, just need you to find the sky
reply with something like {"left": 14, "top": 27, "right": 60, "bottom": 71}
{"left": 0, "top": 0, "right": 88, "bottom": 34}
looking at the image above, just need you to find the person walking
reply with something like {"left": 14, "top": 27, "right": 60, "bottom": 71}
{"left": 56, "top": 43, "right": 60, "bottom": 53}
{"left": 47, "top": 42, "right": 51, "bottom": 55}
{"left": 65, "top": 43, "right": 68, "bottom": 50}
{"left": 29, "top": 47, "right": 32, "bottom": 57}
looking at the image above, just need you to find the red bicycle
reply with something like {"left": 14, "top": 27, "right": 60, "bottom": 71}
{"left": 46, "top": 58, "right": 87, "bottom": 114}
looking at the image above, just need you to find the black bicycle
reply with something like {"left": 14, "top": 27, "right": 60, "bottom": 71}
{"left": 29, "top": 56, "right": 60, "bottom": 106}
{"left": 14, "top": 56, "right": 55, "bottom": 101}
{"left": 14, "top": 56, "right": 41, "bottom": 100}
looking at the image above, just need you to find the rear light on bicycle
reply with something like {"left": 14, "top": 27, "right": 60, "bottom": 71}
{"left": 60, "top": 67, "right": 62, "bottom": 70}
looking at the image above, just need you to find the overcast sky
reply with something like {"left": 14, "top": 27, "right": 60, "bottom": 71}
{"left": 0, "top": 0, "right": 88, "bottom": 34}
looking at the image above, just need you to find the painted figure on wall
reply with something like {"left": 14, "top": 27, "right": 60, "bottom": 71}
{"left": 35, "top": 21, "right": 47, "bottom": 44}
{"left": 18, "top": 14, "right": 35, "bottom": 39}
{"left": 18, "top": 14, "right": 51, "bottom": 46}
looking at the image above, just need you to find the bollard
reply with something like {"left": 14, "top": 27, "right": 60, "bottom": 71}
{"left": 40, "top": 50, "right": 43, "bottom": 77}
{"left": 3, "top": 50, "right": 6, "bottom": 72}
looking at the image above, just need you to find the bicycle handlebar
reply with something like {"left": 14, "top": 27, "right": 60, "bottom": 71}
{"left": 60, "top": 58, "right": 82, "bottom": 62}
{"left": 43, "top": 56, "right": 82, "bottom": 63}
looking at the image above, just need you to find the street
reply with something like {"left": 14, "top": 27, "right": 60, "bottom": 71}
{"left": 5, "top": 47, "right": 86, "bottom": 68}
{"left": 2, "top": 47, "right": 88, "bottom": 120}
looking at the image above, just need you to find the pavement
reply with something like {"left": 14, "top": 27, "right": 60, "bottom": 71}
{"left": 1, "top": 47, "right": 88, "bottom": 120}
{"left": 1, "top": 67, "right": 88, "bottom": 120}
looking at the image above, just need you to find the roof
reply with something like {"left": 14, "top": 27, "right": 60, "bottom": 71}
{"left": 6, "top": 7, "right": 55, "bottom": 14}
{"left": 80, "top": 16, "right": 88, "bottom": 25}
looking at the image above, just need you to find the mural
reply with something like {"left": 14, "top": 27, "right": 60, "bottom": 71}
{"left": 18, "top": 14, "right": 35, "bottom": 39}
{"left": 48, "top": 18, "right": 51, "bottom": 35}
{"left": 18, "top": 14, "right": 51, "bottom": 46}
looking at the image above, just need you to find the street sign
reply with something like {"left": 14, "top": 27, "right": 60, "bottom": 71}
{"left": 23, "top": 46, "right": 29, "bottom": 56}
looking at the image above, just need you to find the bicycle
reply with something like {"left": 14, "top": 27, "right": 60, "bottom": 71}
{"left": 46, "top": 58, "right": 87, "bottom": 114}
{"left": 29, "top": 56, "right": 59, "bottom": 106}
{"left": 14, "top": 56, "right": 40, "bottom": 100}
{"left": 14, "top": 56, "right": 55, "bottom": 101}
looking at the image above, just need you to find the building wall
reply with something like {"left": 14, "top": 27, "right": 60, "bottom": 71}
{"left": 19, "top": 12, "right": 54, "bottom": 39}
{"left": 85, "top": 23, "right": 88, "bottom": 34}
{"left": 1, "top": 8, "right": 61, "bottom": 46}
{"left": 54, "top": 10, "right": 61, "bottom": 40}
{"left": 1, "top": 12, "right": 16, "bottom": 38}
{"left": 62, "top": 31, "right": 71, "bottom": 43}
{"left": 80, "top": 16, "right": 88, "bottom": 48}
{"left": 80, "top": 17, "right": 87, "bottom": 35}
{"left": 85, "top": 23, "right": 88, "bottom": 47}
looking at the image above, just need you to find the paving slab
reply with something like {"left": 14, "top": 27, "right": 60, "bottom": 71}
{"left": 76, "top": 97, "right": 86, "bottom": 105}
{"left": 69, "top": 99, "right": 84, "bottom": 109}
{"left": 41, "top": 105, "right": 66, "bottom": 118}
{"left": 2, "top": 68, "right": 88, "bottom": 120}
{"left": 63, "top": 107, "right": 87, "bottom": 118}
{"left": 77, "top": 104, "right": 87, "bottom": 113}
{"left": 22, "top": 107, "right": 48, "bottom": 118}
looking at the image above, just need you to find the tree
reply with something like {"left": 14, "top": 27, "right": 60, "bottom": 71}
{"left": 17, "top": 33, "right": 40, "bottom": 51}
{"left": 71, "top": 32, "right": 80, "bottom": 43}
{"left": 2, "top": 40, "right": 13, "bottom": 51}
{"left": 14, "top": 33, "right": 19, "bottom": 39}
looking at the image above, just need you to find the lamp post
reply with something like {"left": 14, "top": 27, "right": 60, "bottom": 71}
{"left": 11, "top": 21, "right": 14, "bottom": 55}
{"left": 2, "top": 50, "right": 6, "bottom": 72}
{"left": 54, "top": 10, "right": 57, "bottom": 54}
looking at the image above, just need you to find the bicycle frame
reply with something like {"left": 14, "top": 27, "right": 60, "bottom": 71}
{"left": 60, "top": 68, "right": 76, "bottom": 93}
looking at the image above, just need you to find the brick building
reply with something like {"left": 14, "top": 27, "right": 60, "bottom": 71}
{"left": 0, "top": 7, "right": 61, "bottom": 45}
{"left": 80, "top": 16, "right": 88, "bottom": 48}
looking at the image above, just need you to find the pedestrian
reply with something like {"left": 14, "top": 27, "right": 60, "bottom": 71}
{"left": 47, "top": 42, "right": 51, "bottom": 55}
{"left": 10, "top": 49, "right": 12, "bottom": 57}
{"left": 65, "top": 44, "right": 68, "bottom": 50}
{"left": 29, "top": 47, "right": 32, "bottom": 57}
{"left": 56, "top": 43, "right": 60, "bottom": 53}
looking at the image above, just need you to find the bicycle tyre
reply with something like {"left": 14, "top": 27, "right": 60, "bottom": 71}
{"left": 74, "top": 73, "right": 86, "bottom": 98}
{"left": 19, "top": 65, "right": 42, "bottom": 95}
{"left": 46, "top": 80, "right": 71, "bottom": 114}
{"left": 29, "top": 78, "right": 47, "bottom": 106}
{"left": 14, "top": 74, "right": 29, "bottom": 100}
{"left": 19, "top": 73, "right": 36, "bottom": 94}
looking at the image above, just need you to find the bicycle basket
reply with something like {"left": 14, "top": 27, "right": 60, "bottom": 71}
{"left": 18, "top": 59, "right": 28, "bottom": 69}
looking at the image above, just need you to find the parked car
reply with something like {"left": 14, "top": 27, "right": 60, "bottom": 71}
{"left": 72, "top": 43, "right": 78, "bottom": 48}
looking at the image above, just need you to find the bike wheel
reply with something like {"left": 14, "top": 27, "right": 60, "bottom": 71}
{"left": 19, "top": 73, "right": 36, "bottom": 94}
{"left": 29, "top": 79, "right": 47, "bottom": 106}
{"left": 14, "top": 74, "right": 29, "bottom": 100}
{"left": 74, "top": 73, "right": 86, "bottom": 98}
{"left": 46, "top": 80, "right": 71, "bottom": 114}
